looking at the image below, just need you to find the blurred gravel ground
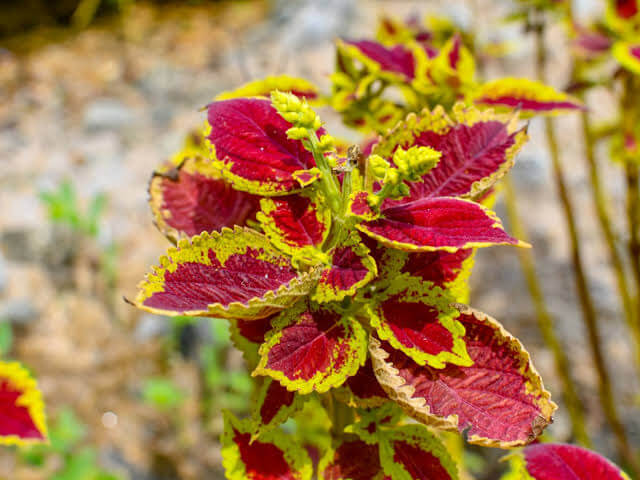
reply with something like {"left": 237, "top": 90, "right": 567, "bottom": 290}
{"left": 0, "top": 0, "right": 638, "bottom": 478}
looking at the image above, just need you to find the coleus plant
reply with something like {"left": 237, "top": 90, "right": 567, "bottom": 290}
{"left": 0, "top": 361, "right": 48, "bottom": 446}
{"left": 130, "top": 12, "right": 630, "bottom": 479}
{"left": 132, "top": 85, "right": 563, "bottom": 478}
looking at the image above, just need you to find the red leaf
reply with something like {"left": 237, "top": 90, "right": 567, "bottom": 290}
{"left": 320, "top": 439, "right": 387, "bottom": 480}
{"left": 0, "top": 362, "right": 47, "bottom": 445}
{"left": 235, "top": 316, "right": 276, "bottom": 344}
{"left": 358, "top": 196, "right": 524, "bottom": 252}
{"left": 207, "top": 98, "right": 320, "bottom": 194}
{"left": 136, "top": 229, "right": 317, "bottom": 319}
{"left": 255, "top": 304, "right": 367, "bottom": 394}
{"left": 391, "top": 440, "right": 454, "bottom": 479}
{"left": 314, "top": 236, "right": 377, "bottom": 302}
{"left": 259, "top": 381, "right": 296, "bottom": 426}
{"left": 343, "top": 40, "right": 415, "bottom": 80}
{"left": 149, "top": 159, "right": 260, "bottom": 241}
{"left": 523, "top": 443, "right": 629, "bottom": 480}
{"left": 372, "top": 295, "right": 470, "bottom": 367}
{"left": 615, "top": 0, "right": 638, "bottom": 18}
{"left": 336, "top": 358, "right": 388, "bottom": 408}
{"left": 405, "top": 121, "right": 523, "bottom": 200}
{"left": 370, "top": 306, "right": 556, "bottom": 447}
{"left": 258, "top": 195, "right": 330, "bottom": 254}
{"left": 400, "top": 249, "right": 473, "bottom": 287}
{"left": 222, "top": 411, "right": 312, "bottom": 480}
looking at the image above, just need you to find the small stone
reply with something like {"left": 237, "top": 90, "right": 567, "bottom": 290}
{"left": 134, "top": 314, "right": 169, "bottom": 342}
{"left": 0, "top": 298, "right": 39, "bottom": 326}
{"left": 84, "top": 99, "right": 136, "bottom": 132}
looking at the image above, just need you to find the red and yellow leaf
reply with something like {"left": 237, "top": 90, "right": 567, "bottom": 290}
{"left": 221, "top": 410, "right": 312, "bottom": 480}
{"left": 334, "top": 358, "right": 389, "bottom": 409}
{"left": 149, "top": 157, "right": 261, "bottom": 242}
{"left": 216, "top": 76, "right": 320, "bottom": 103}
{"left": 373, "top": 105, "right": 527, "bottom": 200}
{"left": 379, "top": 424, "right": 458, "bottom": 480}
{"left": 313, "top": 234, "right": 378, "bottom": 303}
{"left": 134, "top": 227, "right": 317, "bottom": 319}
{"left": 474, "top": 78, "right": 583, "bottom": 115}
{"left": 505, "top": 443, "right": 631, "bottom": 480}
{"left": 251, "top": 378, "right": 307, "bottom": 438}
{"left": 229, "top": 315, "right": 277, "bottom": 369}
{"left": 357, "top": 196, "right": 526, "bottom": 253}
{"left": 254, "top": 303, "right": 367, "bottom": 394}
{"left": 0, "top": 361, "right": 47, "bottom": 445}
{"left": 368, "top": 288, "right": 471, "bottom": 368}
{"left": 319, "top": 438, "right": 388, "bottom": 480}
{"left": 206, "top": 98, "right": 320, "bottom": 195}
{"left": 257, "top": 195, "right": 331, "bottom": 256}
{"left": 338, "top": 39, "right": 416, "bottom": 81}
{"left": 370, "top": 305, "right": 557, "bottom": 448}
{"left": 612, "top": 41, "right": 640, "bottom": 75}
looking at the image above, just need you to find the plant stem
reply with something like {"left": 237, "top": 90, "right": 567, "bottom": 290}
{"left": 533, "top": 17, "right": 638, "bottom": 475}
{"left": 503, "top": 176, "right": 591, "bottom": 447}
{"left": 328, "top": 392, "right": 354, "bottom": 440}
{"left": 578, "top": 98, "right": 640, "bottom": 377}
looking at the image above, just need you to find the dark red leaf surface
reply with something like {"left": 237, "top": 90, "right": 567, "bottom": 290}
{"left": 234, "top": 429, "right": 297, "bottom": 480}
{"left": 359, "top": 197, "right": 521, "bottom": 251}
{"left": 343, "top": 358, "right": 388, "bottom": 404}
{"left": 0, "top": 381, "right": 45, "bottom": 441}
{"left": 392, "top": 440, "right": 454, "bottom": 480}
{"left": 403, "top": 121, "right": 519, "bottom": 200}
{"left": 207, "top": 98, "right": 319, "bottom": 193}
{"left": 143, "top": 247, "right": 298, "bottom": 313}
{"left": 523, "top": 443, "right": 629, "bottom": 480}
{"left": 150, "top": 165, "right": 260, "bottom": 239}
{"left": 235, "top": 316, "right": 276, "bottom": 344}
{"left": 615, "top": 0, "right": 638, "bottom": 18}
{"left": 259, "top": 380, "right": 296, "bottom": 426}
{"left": 400, "top": 249, "right": 473, "bottom": 286}
{"left": 343, "top": 40, "right": 415, "bottom": 80}
{"left": 322, "top": 439, "right": 386, "bottom": 480}
{"left": 371, "top": 308, "right": 555, "bottom": 446}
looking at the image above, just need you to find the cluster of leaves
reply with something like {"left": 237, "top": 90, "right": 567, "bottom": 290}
{"left": 123, "top": 9, "right": 637, "bottom": 479}
{"left": 567, "top": 0, "right": 640, "bottom": 162}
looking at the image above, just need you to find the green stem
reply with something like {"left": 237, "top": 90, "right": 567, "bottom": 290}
{"left": 533, "top": 18, "right": 638, "bottom": 474}
{"left": 503, "top": 176, "right": 591, "bottom": 447}
{"left": 308, "top": 132, "right": 342, "bottom": 214}
{"left": 578, "top": 100, "right": 640, "bottom": 377}
{"left": 328, "top": 392, "right": 354, "bottom": 440}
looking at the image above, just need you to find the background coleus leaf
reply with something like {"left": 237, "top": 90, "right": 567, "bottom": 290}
{"left": 254, "top": 302, "right": 367, "bottom": 394}
{"left": 149, "top": 156, "right": 261, "bottom": 242}
{"left": 333, "top": 358, "right": 389, "bottom": 408}
{"left": 338, "top": 39, "right": 416, "bottom": 81}
{"left": 357, "top": 196, "right": 525, "bottom": 252}
{"left": 313, "top": 233, "right": 377, "bottom": 303}
{"left": 370, "top": 305, "right": 557, "bottom": 448}
{"left": 372, "top": 104, "right": 527, "bottom": 201}
{"left": 0, "top": 361, "right": 47, "bottom": 445}
{"left": 319, "top": 437, "right": 389, "bottom": 480}
{"left": 215, "top": 75, "right": 320, "bottom": 103}
{"left": 206, "top": 98, "right": 321, "bottom": 195}
{"left": 257, "top": 195, "right": 331, "bottom": 257}
{"left": 504, "top": 443, "right": 631, "bottom": 480}
{"left": 379, "top": 424, "right": 459, "bottom": 480}
{"left": 612, "top": 41, "right": 640, "bottom": 75}
{"left": 134, "top": 227, "right": 317, "bottom": 319}
{"left": 221, "top": 411, "right": 312, "bottom": 480}
{"left": 368, "top": 289, "right": 471, "bottom": 368}
{"left": 473, "top": 78, "right": 583, "bottom": 115}
{"left": 251, "top": 377, "right": 307, "bottom": 438}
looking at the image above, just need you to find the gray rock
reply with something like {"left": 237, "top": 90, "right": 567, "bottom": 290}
{"left": 0, "top": 298, "right": 38, "bottom": 326}
{"left": 84, "top": 99, "right": 136, "bottom": 132}
{"left": 134, "top": 314, "right": 169, "bottom": 342}
{"left": 0, "top": 253, "right": 6, "bottom": 294}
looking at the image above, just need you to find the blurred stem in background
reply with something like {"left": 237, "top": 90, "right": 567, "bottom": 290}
{"left": 620, "top": 73, "right": 640, "bottom": 357}
{"left": 503, "top": 176, "right": 591, "bottom": 447}
{"left": 532, "top": 10, "right": 638, "bottom": 475}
